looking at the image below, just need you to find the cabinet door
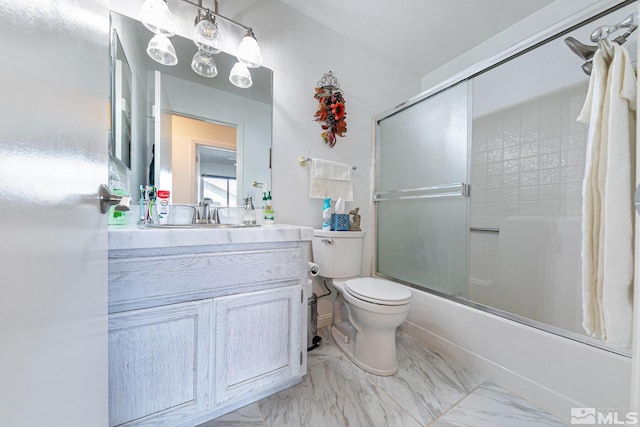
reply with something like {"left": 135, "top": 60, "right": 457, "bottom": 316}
{"left": 214, "top": 286, "right": 304, "bottom": 405}
{"left": 109, "top": 300, "right": 212, "bottom": 426}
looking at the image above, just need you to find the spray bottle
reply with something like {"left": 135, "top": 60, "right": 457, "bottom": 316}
{"left": 322, "top": 197, "right": 331, "bottom": 231}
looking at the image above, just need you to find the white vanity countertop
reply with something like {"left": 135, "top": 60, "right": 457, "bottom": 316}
{"left": 109, "top": 224, "right": 314, "bottom": 250}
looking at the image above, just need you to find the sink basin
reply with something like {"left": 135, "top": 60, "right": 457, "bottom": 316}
{"left": 145, "top": 223, "right": 260, "bottom": 229}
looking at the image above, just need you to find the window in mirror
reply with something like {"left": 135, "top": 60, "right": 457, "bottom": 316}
{"left": 201, "top": 175, "right": 237, "bottom": 207}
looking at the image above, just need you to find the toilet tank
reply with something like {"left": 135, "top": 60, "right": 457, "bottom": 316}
{"left": 312, "top": 230, "right": 365, "bottom": 278}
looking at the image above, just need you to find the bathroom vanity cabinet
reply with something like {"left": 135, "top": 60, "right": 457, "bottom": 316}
{"left": 107, "top": 226, "right": 311, "bottom": 427}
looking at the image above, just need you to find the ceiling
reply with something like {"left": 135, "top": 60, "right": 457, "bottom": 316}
{"left": 279, "top": 0, "right": 555, "bottom": 77}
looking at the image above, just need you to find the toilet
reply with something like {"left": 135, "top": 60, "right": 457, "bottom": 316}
{"left": 312, "top": 230, "right": 412, "bottom": 376}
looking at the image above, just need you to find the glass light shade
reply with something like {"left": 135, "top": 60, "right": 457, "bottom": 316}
{"left": 139, "top": 0, "right": 176, "bottom": 37}
{"left": 191, "top": 50, "right": 218, "bottom": 78}
{"left": 147, "top": 34, "right": 178, "bottom": 66}
{"left": 237, "top": 33, "right": 263, "bottom": 68}
{"left": 193, "top": 19, "right": 223, "bottom": 54}
{"left": 229, "top": 61, "right": 253, "bottom": 88}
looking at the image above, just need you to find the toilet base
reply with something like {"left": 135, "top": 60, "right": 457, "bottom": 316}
{"left": 331, "top": 326, "right": 399, "bottom": 376}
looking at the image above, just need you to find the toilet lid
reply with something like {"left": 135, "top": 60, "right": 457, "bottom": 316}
{"left": 345, "top": 277, "right": 412, "bottom": 306}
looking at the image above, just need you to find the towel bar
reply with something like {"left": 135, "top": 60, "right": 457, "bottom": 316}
{"left": 373, "top": 183, "right": 470, "bottom": 202}
{"left": 298, "top": 156, "right": 357, "bottom": 170}
{"left": 469, "top": 227, "right": 500, "bottom": 233}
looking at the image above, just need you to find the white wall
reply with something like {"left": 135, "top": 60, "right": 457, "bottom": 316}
{"left": 410, "top": 0, "right": 633, "bottom": 422}
{"left": 421, "top": 0, "right": 632, "bottom": 92}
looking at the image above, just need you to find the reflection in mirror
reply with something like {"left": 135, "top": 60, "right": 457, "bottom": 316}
{"left": 110, "top": 30, "right": 132, "bottom": 169}
{"left": 108, "top": 11, "right": 272, "bottom": 206}
{"left": 199, "top": 145, "right": 238, "bottom": 207}
{"left": 171, "top": 114, "right": 237, "bottom": 205}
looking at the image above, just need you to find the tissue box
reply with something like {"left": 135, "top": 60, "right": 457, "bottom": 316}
{"left": 330, "top": 214, "right": 350, "bottom": 231}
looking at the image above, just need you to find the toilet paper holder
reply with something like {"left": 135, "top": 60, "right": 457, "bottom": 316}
{"left": 308, "top": 261, "right": 320, "bottom": 276}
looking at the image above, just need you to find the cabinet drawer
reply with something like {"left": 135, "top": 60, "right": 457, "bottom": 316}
{"left": 109, "top": 247, "right": 303, "bottom": 309}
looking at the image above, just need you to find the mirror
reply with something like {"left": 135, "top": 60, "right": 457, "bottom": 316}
{"left": 109, "top": 29, "right": 132, "bottom": 169}
{"left": 109, "top": 11, "right": 272, "bottom": 205}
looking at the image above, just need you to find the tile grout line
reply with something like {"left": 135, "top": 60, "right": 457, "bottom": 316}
{"left": 368, "top": 380, "right": 424, "bottom": 427}
{"left": 258, "top": 349, "right": 346, "bottom": 427}
{"left": 424, "top": 383, "right": 483, "bottom": 427}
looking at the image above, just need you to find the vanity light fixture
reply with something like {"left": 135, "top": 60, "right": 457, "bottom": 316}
{"left": 140, "top": 0, "right": 176, "bottom": 36}
{"left": 193, "top": 9, "right": 223, "bottom": 54}
{"left": 229, "top": 61, "right": 252, "bottom": 88}
{"left": 140, "top": 0, "right": 178, "bottom": 65}
{"left": 139, "top": 0, "right": 263, "bottom": 88}
{"left": 147, "top": 34, "right": 179, "bottom": 65}
{"left": 191, "top": 49, "right": 218, "bottom": 78}
{"left": 237, "top": 29, "right": 263, "bottom": 69}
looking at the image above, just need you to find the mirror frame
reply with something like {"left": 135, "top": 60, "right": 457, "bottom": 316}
{"left": 109, "top": 25, "right": 132, "bottom": 170}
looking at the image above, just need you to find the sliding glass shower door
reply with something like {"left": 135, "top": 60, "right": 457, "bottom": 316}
{"left": 375, "top": 81, "right": 469, "bottom": 298}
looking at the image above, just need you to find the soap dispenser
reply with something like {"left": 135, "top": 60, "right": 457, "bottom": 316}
{"left": 264, "top": 191, "right": 275, "bottom": 225}
{"left": 243, "top": 196, "right": 256, "bottom": 225}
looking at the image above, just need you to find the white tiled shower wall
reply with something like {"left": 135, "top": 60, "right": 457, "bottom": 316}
{"left": 469, "top": 82, "right": 588, "bottom": 285}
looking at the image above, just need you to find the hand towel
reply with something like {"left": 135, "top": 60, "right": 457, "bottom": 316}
{"left": 577, "top": 42, "right": 636, "bottom": 348}
{"left": 309, "top": 158, "right": 353, "bottom": 201}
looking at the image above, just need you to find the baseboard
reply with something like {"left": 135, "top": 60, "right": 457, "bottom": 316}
{"left": 400, "top": 320, "right": 580, "bottom": 423}
{"left": 317, "top": 313, "right": 332, "bottom": 329}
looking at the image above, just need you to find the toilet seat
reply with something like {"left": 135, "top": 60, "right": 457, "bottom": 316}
{"left": 345, "top": 277, "right": 411, "bottom": 306}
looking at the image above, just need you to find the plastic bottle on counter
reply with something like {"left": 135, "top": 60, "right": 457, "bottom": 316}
{"left": 157, "top": 190, "right": 170, "bottom": 224}
{"left": 264, "top": 191, "right": 275, "bottom": 225}
{"left": 322, "top": 197, "right": 331, "bottom": 231}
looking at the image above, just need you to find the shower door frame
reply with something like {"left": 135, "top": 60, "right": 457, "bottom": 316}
{"left": 372, "top": 0, "right": 636, "bottom": 359}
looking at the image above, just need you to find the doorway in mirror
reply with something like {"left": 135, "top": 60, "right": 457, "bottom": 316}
{"left": 171, "top": 114, "right": 237, "bottom": 204}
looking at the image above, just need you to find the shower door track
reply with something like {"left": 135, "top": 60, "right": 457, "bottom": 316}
{"left": 375, "top": 271, "right": 631, "bottom": 358}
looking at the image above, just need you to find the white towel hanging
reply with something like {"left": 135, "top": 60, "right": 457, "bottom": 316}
{"left": 309, "top": 158, "right": 353, "bottom": 201}
{"left": 578, "top": 43, "right": 636, "bottom": 348}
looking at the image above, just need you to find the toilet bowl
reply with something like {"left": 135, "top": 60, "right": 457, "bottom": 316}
{"left": 311, "top": 230, "right": 412, "bottom": 376}
{"left": 331, "top": 277, "right": 411, "bottom": 375}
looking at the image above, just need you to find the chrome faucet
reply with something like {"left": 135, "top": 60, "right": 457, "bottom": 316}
{"left": 199, "top": 198, "right": 218, "bottom": 224}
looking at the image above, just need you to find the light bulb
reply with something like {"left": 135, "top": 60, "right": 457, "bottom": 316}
{"left": 193, "top": 18, "right": 223, "bottom": 54}
{"left": 147, "top": 34, "right": 178, "bottom": 66}
{"left": 139, "top": 0, "right": 176, "bottom": 37}
{"left": 229, "top": 61, "right": 253, "bottom": 88}
{"left": 191, "top": 50, "right": 218, "bottom": 78}
{"left": 237, "top": 30, "right": 263, "bottom": 68}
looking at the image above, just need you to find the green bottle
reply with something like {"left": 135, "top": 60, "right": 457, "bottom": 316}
{"left": 264, "top": 191, "right": 275, "bottom": 224}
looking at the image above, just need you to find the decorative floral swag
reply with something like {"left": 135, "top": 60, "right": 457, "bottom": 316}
{"left": 314, "top": 71, "right": 347, "bottom": 147}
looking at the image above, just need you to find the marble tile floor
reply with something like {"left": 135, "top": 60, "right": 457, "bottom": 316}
{"left": 198, "top": 328, "right": 567, "bottom": 427}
